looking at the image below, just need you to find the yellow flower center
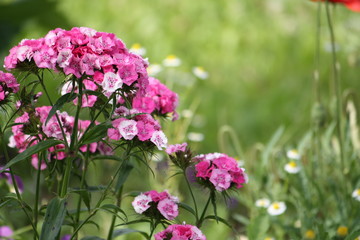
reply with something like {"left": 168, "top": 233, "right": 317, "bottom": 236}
{"left": 273, "top": 203, "right": 280, "bottom": 210}
{"left": 131, "top": 43, "right": 142, "bottom": 50}
{"left": 305, "top": 230, "right": 316, "bottom": 239}
{"left": 357, "top": 189, "right": 360, "bottom": 196}
{"left": 337, "top": 226, "right": 348, "bottom": 236}
{"left": 289, "top": 161, "right": 297, "bottom": 168}
{"left": 264, "top": 238, "right": 273, "bottom": 240}
{"left": 166, "top": 55, "right": 177, "bottom": 60}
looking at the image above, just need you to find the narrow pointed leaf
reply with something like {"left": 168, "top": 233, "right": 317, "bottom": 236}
{"left": 79, "top": 122, "right": 112, "bottom": 145}
{"left": 115, "top": 162, "right": 134, "bottom": 192}
{"left": 40, "top": 197, "right": 67, "bottom": 240}
{"left": 45, "top": 92, "right": 77, "bottom": 125}
{"left": 0, "top": 139, "right": 63, "bottom": 173}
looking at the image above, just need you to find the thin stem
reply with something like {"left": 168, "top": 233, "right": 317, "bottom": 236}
{"left": 148, "top": 219, "right": 158, "bottom": 240}
{"left": 107, "top": 187, "right": 123, "bottom": 240}
{"left": 325, "top": 0, "right": 345, "bottom": 170}
{"left": 197, "top": 195, "right": 211, "bottom": 228}
{"left": 183, "top": 172, "right": 199, "bottom": 222}
{"left": 33, "top": 150, "right": 44, "bottom": 240}
{"left": 71, "top": 210, "right": 98, "bottom": 239}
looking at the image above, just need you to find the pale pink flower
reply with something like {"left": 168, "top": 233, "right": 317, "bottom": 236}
{"left": 132, "top": 194, "right": 152, "bottom": 214}
{"left": 157, "top": 198, "right": 179, "bottom": 220}
{"left": 166, "top": 142, "right": 188, "bottom": 155}
{"left": 118, "top": 119, "right": 138, "bottom": 140}
{"left": 151, "top": 131, "right": 168, "bottom": 150}
{"left": 101, "top": 71, "right": 123, "bottom": 93}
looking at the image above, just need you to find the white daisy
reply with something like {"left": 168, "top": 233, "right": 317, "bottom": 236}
{"left": 129, "top": 43, "right": 146, "bottom": 56}
{"left": 192, "top": 66, "right": 208, "bottom": 80}
{"left": 163, "top": 55, "right": 181, "bottom": 67}
{"left": 255, "top": 198, "right": 270, "bottom": 208}
{"left": 187, "top": 132, "right": 204, "bottom": 142}
{"left": 286, "top": 149, "right": 300, "bottom": 160}
{"left": 147, "top": 64, "right": 163, "bottom": 76}
{"left": 352, "top": 188, "right": 360, "bottom": 201}
{"left": 284, "top": 161, "right": 301, "bottom": 174}
{"left": 267, "top": 201, "right": 286, "bottom": 216}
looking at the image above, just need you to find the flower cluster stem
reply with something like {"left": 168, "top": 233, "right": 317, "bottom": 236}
{"left": 183, "top": 172, "right": 199, "bottom": 222}
{"left": 197, "top": 195, "right": 211, "bottom": 228}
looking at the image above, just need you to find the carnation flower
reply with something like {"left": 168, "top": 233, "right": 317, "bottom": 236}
{"left": 352, "top": 188, "right": 360, "bottom": 201}
{"left": 311, "top": 0, "right": 360, "bottom": 12}
{"left": 255, "top": 198, "right": 271, "bottom": 208}
{"left": 151, "top": 131, "right": 168, "bottom": 150}
{"left": 162, "top": 55, "right": 181, "bottom": 67}
{"left": 267, "top": 201, "right": 286, "bottom": 216}
{"left": 0, "top": 71, "right": 19, "bottom": 104}
{"left": 193, "top": 153, "right": 248, "bottom": 192}
{"left": 192, "top": 66, "right": 208, "bottom": 80}
{"left": 154, "top": 224, "right": 206, "bottom": 240}
{"left": 166, "top": 142, "right": 187, "bottom": 155}
{"left": 132, "top": 190, "right": 179, "bottom": 220}
{"left": 284, "top": 161, "right": 301, "bottom": 174}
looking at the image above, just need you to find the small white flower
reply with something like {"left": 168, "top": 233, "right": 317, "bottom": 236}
{"left": 284, "top": 161, "right": 301, "bottom": 174}
{"left": 352, "top": 188, "right": 360, "bottom": 201}
{"left": 187, "top": 132, "right": 204, "bottom": 142}
{"left": 267, "top": 201, "right": 286, "bottom": 216}
{"left": 129, "top": 43, "right": 146, "bottom": 56}
{"left": 147, "top": 64, "right": 163, "bottom": 76}
{"left": 192, "top": 66, "right": 208, "bottom": 80}
{"left": 102, "top": 72, "right": 123, "bottom": 93}
{"left": 163, "top": 55, "right": 181, "bottom": 67}
{"left": 286, "top": 149, "right": 300, "bottom": 160}
{"left": 255, "top": 198, "right": 270, "bottom": 208}
{"left": 264, "top": 238, "right": 275, "bottom": 240}
{"left": 151, "top": 131, "right": 168, "bottom": 150}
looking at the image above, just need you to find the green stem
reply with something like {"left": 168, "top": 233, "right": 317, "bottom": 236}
{"left": 183, "top": 172, "right": 199, "bottom": 222}
{"left": 0, "top": 131, "right": 39, "bottom": 239}
{"left": 148, "top": 219, "right": 158, "bottom": 240}
{"left": 325, "top": 0, "right": 345, "bottom": 170}
{"left": 107, "top": 187, "right": 123, "bottom": 240}
{"left": 33, "top": 150, "right": 44, "bottom": 240}
{"left": 197, "top": 195, "right": 211, "bottom": 228}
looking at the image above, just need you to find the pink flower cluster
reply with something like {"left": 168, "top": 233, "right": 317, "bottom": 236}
{"left": 108, "top": 107, "right": 167, "bottom": 150}
{"left": 61, "top": 79, "right": 98, "bottom": 108}
{"left": 4, "top": 27, "right": 149, "bottom": 95}
{"left": 9, "top": 106, "right": 111, "bottom": 169}
{"left": 132, "top": 190, "right": 179, "bottom": 220}
{"left": 154, "top": 224, "right": 206, "bottom": 240}
{"left": 194, "top": 153, "right": 248, "bottom": 192}
{"left": 0, "top": 71, "right": 19, "bottom": 103}
{"left": 133, "top": 77, "right": 178, "bottom": 119}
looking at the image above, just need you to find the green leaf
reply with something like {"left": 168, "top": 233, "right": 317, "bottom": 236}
{"left": 116, "top": 219, "right": 151, "bottom": 227}
{"left": 115, "top": 162, "right": 134, "bottom": 192}
{"left": 40, "top": 197, "right": 67, "bottom": 240}
{"left": 232, "top": 213, "right": 250, "bottom": 225}
{"left": 83, "top": 90, "right": 108, "bottom": 103}
{"left": 345, "top": 228, "right": 360, "bottom": 240}
{"left": 71, "top": 189, "right": 91, "bottom": 211}
{"left": 247, "top": 214, "right": 270, "bottom": 240}
{"left": 203, "top": 215, "right": 233, "bottom": 229}
{"left": 99, "top": 204, "right": 127, "bottom": 221}
{"left": 79, "top": 122, "right": 112, "bottom": 145}
{"left": 0, "top": 139, "right": 63, "bottom": 173}
{"left": 45, "top": 92, "right": 77, "bottom": 125}
{"left": 178, "top": 202, "right": 196, "bottom": 217}
{"left": 112, "top": 228, "right": 149, "bottom": 239}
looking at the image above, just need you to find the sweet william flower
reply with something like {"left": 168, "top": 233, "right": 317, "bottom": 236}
{"left": 154, "top": 224, "right": 206, "bottom": 240}
{"left": 311, "top": 0, "right": 360, "bottom": 12}
{"left": 151, "top": 131, "right": 168, "bottom": 150}
{"left": 0, "top": 226, "right": 13, "bottom": 240}
{"left": 132, "top": 194, "right": 152, "bottom": 214}
{"left": 209, "top": 169, "right": 232, "bottom": 192}
{"left": 101, "top": 71, "right": 123, "bottom": 93}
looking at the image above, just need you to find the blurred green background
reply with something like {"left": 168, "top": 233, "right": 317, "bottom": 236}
{"left": 1, "top": 0, "right": 359, "bottom": 152}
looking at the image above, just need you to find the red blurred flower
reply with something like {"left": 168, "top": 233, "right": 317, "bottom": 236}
{"left": 312, "top": 0, "right": 360, "bottom": 12}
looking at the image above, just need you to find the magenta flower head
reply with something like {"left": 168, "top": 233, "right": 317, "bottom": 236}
{"left": 0, "top": 71, "right": 19, "bottom": 105}
{"left": 193, "top": 153, "right": 248, "bottom": 192}
{"left": 132, "top": 190, "right": 179, "bottom": 220}
{"left": 0, "top": 226, "right": 14, "bottom": 240}
{"left": 154, "top": 224, "right": 206, "bottom": 240}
